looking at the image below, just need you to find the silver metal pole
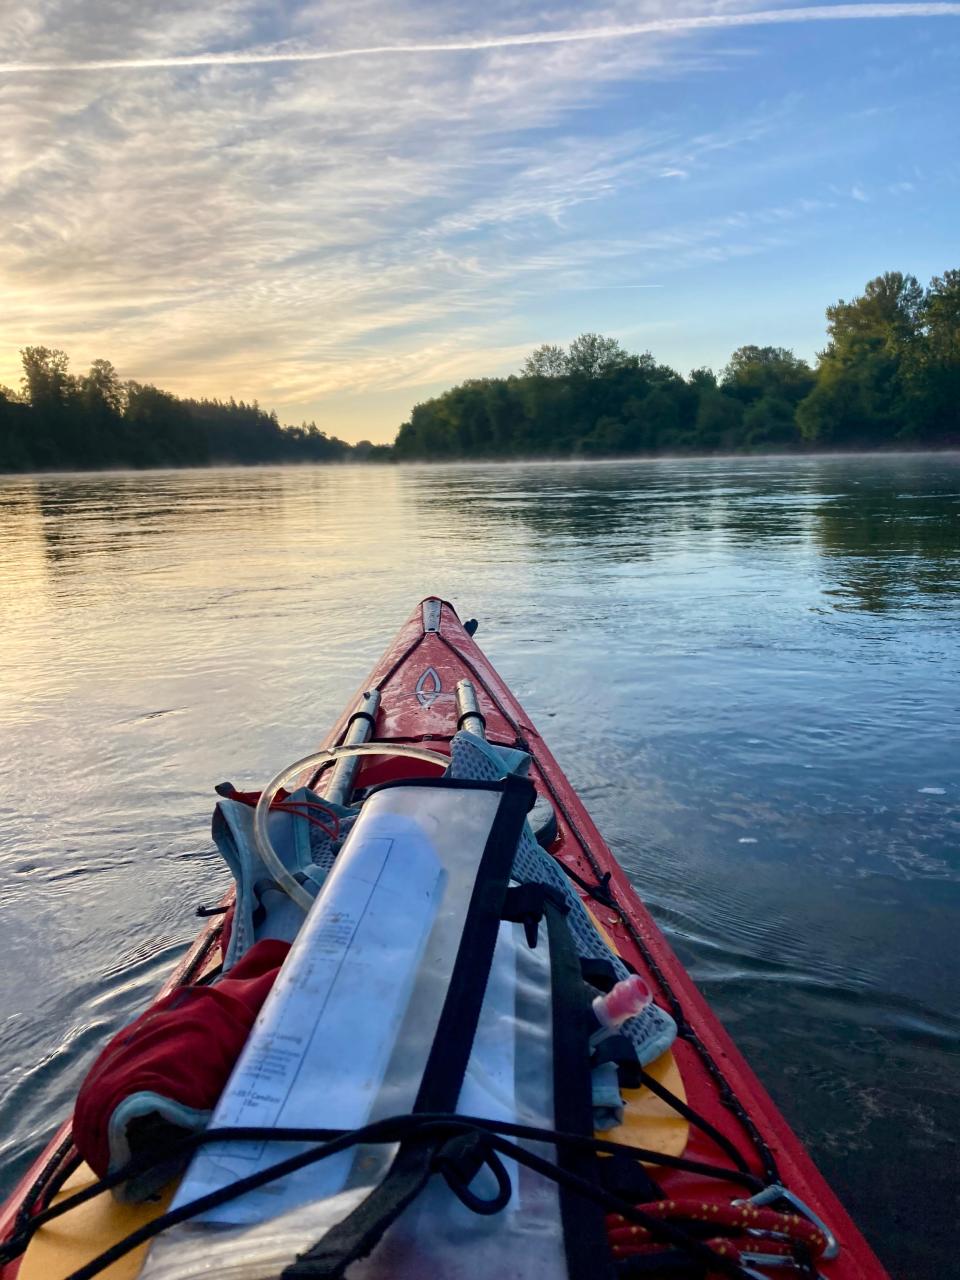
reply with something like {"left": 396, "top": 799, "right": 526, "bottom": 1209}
{"left": 322, "top": 689, "right": 381, "bottom": 806}
{"left": 455, "top": 679, "right": 486, "bottom": 738}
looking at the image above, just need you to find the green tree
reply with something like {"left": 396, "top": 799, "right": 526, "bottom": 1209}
{"left": 0, "top": 386, "right": 33, "bottom": 470}
{"left": 565, "top": 333, "right": 633, "bottom": 379}
{"left": 579, "top": 415, "right": 629, "bottom": 456}
{"left": 742, "top": 396, "right": 798, "bottom": 448}
{"left": 125, "top": 382, "right": 205, "bottom": 466}
{"left": 694, "top": 389, "right": 744, "bottom": 451}
{"left": 19, "top": 347, "right": 81, "bottom": 465}
{"left": 721, "top": 346, "right": 814, "bottom": 406}
{"left": 825, "top": 271, "right": 923, "bottom": 356}
{"left": 799, "top": 272, "right": 924, "bottom": 445}
{"left": 78, "top": 359, "right": 126, "bottom": 464}
{"left": 6, "top": 272, "right": 959, "bottom": 474}
{"left": 637, "top": 388, "right": 681, "bottom": 450}
{"left": 923, "top": 270, "right": 960, "bottom": 361}
{"left": 0, "top": 347, "right": 367, "bottom": 471}
{"left": 918, "top": 270, "right": 960, "bottom": 439}
{"left": 20, "top": 346, "right": 76, "bottom": 411}
{"left": 522, "top": 343, "right": 567, "bottom": 378}
{"left": 81, "top": 359, "right": 125, "bottom": 416}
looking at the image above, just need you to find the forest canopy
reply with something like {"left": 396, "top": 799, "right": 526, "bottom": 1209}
{"left": 393, "top": 271, "right": 960, "bottom": 459}
{"left": 2, "top": 269, "right": 958, "bottom": 472}
{"left": 0, "top": 351, "right": 382, "bottom": 472}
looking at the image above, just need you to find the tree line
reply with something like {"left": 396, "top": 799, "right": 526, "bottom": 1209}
{"left": 0, "top": 350, "right": 388, "bottom": 471}
{"left": 393, "top": 270, "right": 960, "bottom": 458}
{"left": 2, "top": 269, "right": 957, "bottom": 472}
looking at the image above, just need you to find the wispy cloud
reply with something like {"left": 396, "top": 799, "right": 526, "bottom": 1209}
{"left": 1, "top": 5, "right": 960, "bottom": 74}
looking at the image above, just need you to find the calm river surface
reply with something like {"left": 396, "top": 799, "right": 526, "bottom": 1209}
{"left": 0, "top": 456, "right": 958, "bottom": 1276}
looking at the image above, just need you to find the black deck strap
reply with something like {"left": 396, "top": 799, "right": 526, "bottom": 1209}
{"left": 282, "top": 774, "right": 536, "bottom": 1280}
{"left": 501, "top": 880, "right": 570, "bottom": 948}
{"left": 433, "top": 628, "right": 780, "bottom": 1186}
{"left": 581, "top": 955, "right": 619, "bottom": 992}
{"left": 616, "top": 1253, "right": 706, "bottom": 1276}
{"left": 0, "top": 1113, "right": 763, "bottom": 1273}
{"left": 560, "top": 861, "right": 617, "bottom": 910}
{"left": 590, "top": 1035, "right": 653, "bottom": 1093}
{"left": 592, "top": 1033, "right": 637, "bottom": 1070}
{"left": 7, "top": 1131, "right": 78, "bottom": 1245}
{"left": 545, "top": 898, "right": 618, "bottom": 1280}
{"left": 345, "top": 709, "right": 377, "bottom": 730}
{"left": 415, "top": 774, "right": 535, "bottom": 1112}
{"left": 598, "top": 1150, "right": 663, "bottom": 1203}
{"left": 282, "top": 1144, "right": 434, "bottom": 1279}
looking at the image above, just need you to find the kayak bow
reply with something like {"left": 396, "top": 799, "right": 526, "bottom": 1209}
{"left": 0, "top": 598, "right": 889, "bottom": 1280}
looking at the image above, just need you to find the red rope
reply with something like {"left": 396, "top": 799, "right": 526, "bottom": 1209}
{"left": 221, "top": 787, "right": 342, "bottom": 843}
{"left": 268, "top": 799, "right": 341, "bottom": 842}
{"left": 606, "top": 1198, "right": 827, "bottom": 1267}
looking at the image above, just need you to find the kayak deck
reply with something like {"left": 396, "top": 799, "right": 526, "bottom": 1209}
{"left": 0, "top": 597, "right": 888, "bottom": 1279}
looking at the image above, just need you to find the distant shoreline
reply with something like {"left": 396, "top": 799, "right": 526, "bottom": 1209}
{"left": 4, "top": 444, "right": 960, "bottom": 479}
{"left": 5, "top": 272, "right": 959, "bottom": 470}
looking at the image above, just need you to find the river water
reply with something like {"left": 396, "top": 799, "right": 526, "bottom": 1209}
{"left": 0, "top": 456, "right": 957, "bottom": 1276}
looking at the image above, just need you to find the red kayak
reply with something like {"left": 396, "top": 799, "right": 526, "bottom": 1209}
{"left": 0, "top": 598, "right": 888, "bottom": 1280}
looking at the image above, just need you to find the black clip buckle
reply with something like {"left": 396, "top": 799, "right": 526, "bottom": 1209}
{"left": 501, "top": 882, "right": 570, "bottom": 948}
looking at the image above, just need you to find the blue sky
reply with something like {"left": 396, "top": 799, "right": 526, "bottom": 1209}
{"left": 1, "top": 3, "right": 958, "bottom": 442}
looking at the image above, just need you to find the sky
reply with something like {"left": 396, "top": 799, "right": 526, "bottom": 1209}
{"left": 1, "top": 3, "right": 958, "bottom": 444}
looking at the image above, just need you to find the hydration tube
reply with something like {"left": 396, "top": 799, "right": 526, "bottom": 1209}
{"left": 252, "top": 743, "right": 453, "bottom": 912}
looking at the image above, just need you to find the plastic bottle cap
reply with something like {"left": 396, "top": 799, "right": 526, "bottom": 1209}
{"left": 592, "top": 975, "right": 653, "bottom": 1029}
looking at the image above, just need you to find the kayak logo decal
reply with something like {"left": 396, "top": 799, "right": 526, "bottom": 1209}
{"left": 415, "top": 667, "right": 442, "bottom": 707}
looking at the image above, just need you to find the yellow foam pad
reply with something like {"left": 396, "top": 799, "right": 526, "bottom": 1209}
{"left": 602, "top": 1047, "right": 690, "bottom": 1157}
{"left": 21, "top": 1163, "right": 176, "bottom": 1280}
{"left": 584, "top": 905, "right": 690, "bottom": 1157}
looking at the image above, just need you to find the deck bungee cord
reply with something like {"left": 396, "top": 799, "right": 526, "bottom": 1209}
{"left": 1, "top": 1113, "right": 826, "bottom": 1280}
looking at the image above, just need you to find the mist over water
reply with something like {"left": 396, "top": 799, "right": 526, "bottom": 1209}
{"left": 0, "top": 455, "right": 958, "bottom": 1276}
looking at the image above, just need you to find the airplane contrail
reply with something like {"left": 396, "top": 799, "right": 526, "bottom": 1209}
{"left": 1, "top": 4, "right": 959, "bottom": 75}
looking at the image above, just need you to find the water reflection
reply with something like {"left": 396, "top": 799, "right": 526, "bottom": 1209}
{"left": 813, "top": 474, "right": 960, "bottom": 611}
{"left": 3, "top": 459, "right": 958, "bottom": 616}
{"left": 27, "top": 471, "right": 289, "bottom": 572}
{"left": 407, "top": 456, "right": 960, "bottom": 611}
